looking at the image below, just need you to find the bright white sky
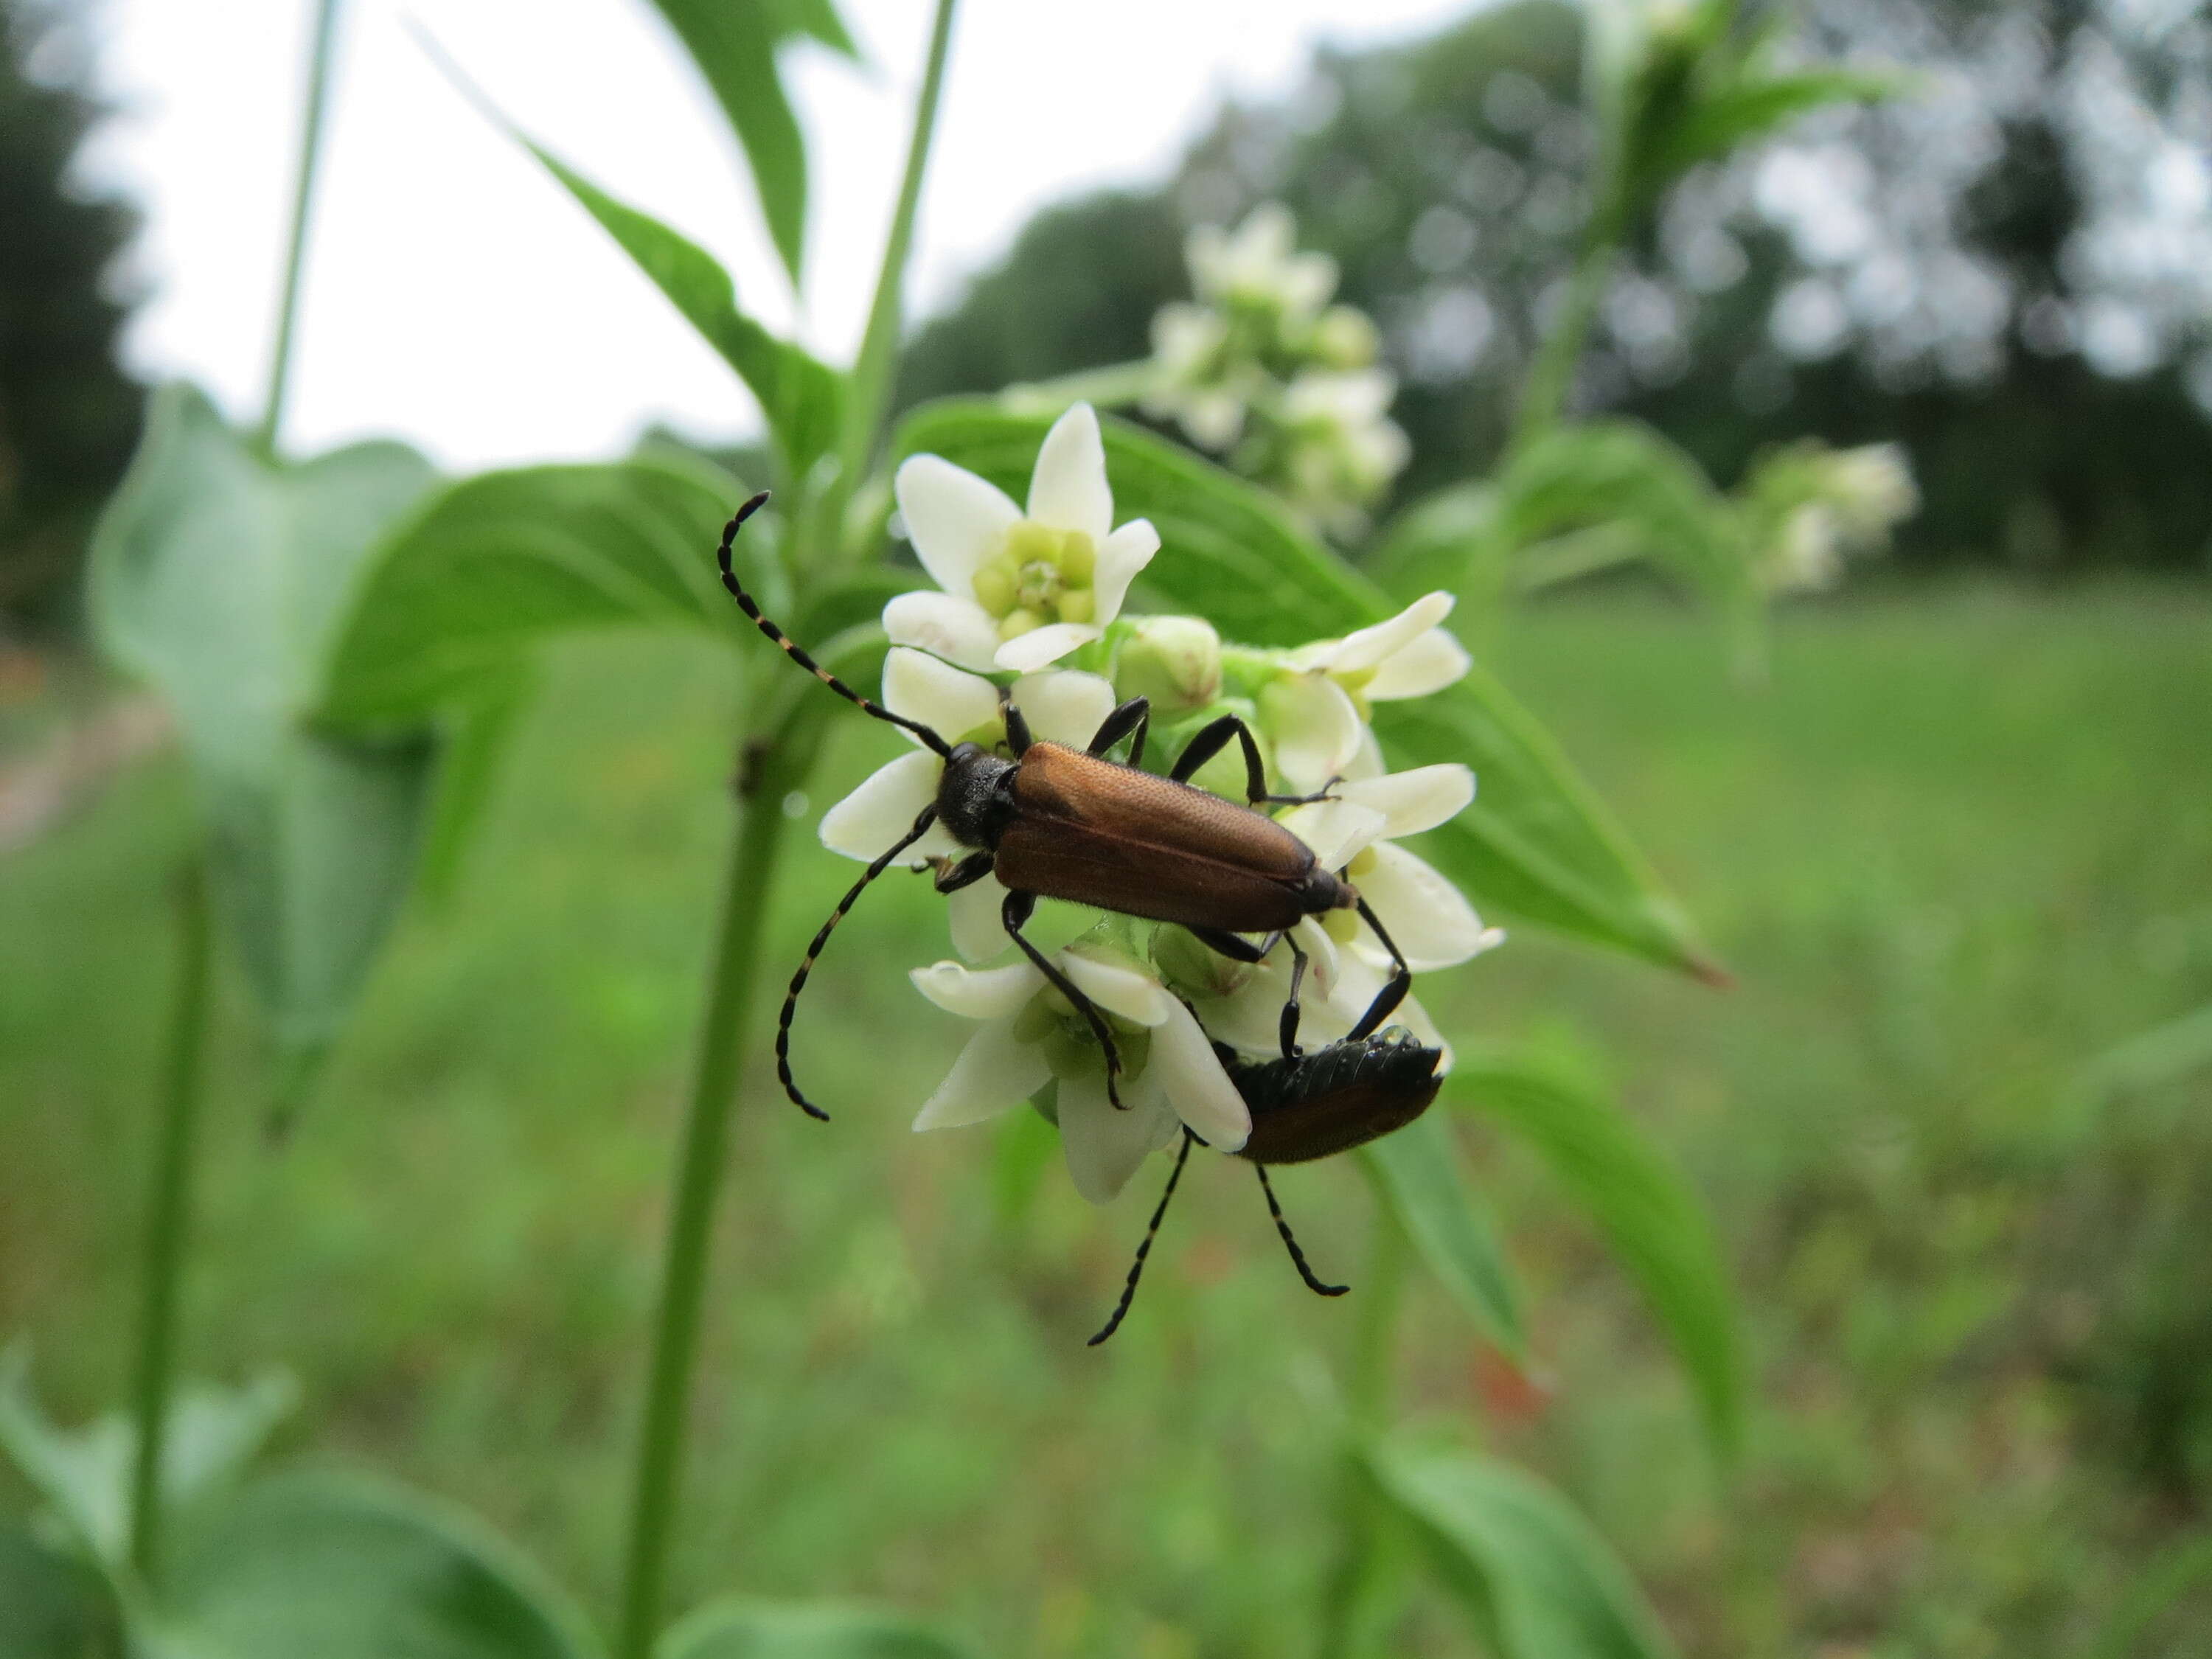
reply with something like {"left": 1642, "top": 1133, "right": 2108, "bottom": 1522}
{"left": 79, "top": 0, "right": 1470, "bottom": 470}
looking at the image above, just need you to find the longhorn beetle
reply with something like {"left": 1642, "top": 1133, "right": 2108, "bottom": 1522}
{"left": 1088, "top": 1028, "right": 1445, "bottom": 1344}
{"left": 713, "top": 492, "right": 1416, "bottom": 1121}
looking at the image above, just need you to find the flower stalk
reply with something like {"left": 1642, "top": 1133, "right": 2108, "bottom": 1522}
{"left": 128, "top": 860, "right": 212, "bottom": 1578}
{"left": 256, "top": 0, "right": 344, "bottom": 460}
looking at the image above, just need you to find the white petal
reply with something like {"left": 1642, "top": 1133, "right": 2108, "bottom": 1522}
{"left": 1290, "top": 917, "right": 1340, "bottom": 998}
{"left": 1365, "top": 627, "right": 1472, "bottom": 700}
{"left": 1058, "top": 1067, "right": 1180, "bottom": 1205}
{"left": 1355, "top": 843, "right": 1495, "bottom": 972}
{"left": 1152, "top": 998, "right": 1251, "bottom": 1151}
{"left": 1258, "top": 673, "right": 1365, "bottom": 791}
{"left": 818, "top": 751, "right": 951, "bottom": 861}
{"left": 1024, "top": 403, "right": 1113, "bottom": 543}
{"left": 895, "top": 455, "right": 1019, "bottom": 595}
{"left": 947, "top": 874, "right": 1011, "bottom": 962}
{"left": 1341, "top": 728, "right": 1388, "bottom": 783}
{"left": 913, "top": 1017, "right": 1051, "bottom": 1130}
{"left": 1335, "top": 764, "right": 1475, "bottom": 839}
{"left": 1089, "top": 519, "right": 1159, "bottom": 627}
{"left": 1331, "top": 592, "right": 1455, "bottom": 674}
{"left": 1391, "top": 991, "right": 1454, "bottom": 1075}
{"left": 883, "top": 647, "right": 1001, "bottom": 745}
{"left": 908, "top": 959, "right": 1039, "bottom": 1020}
{"left": 1278, "top": 799, "right": 1387, "bottom": 873}
{"left": 993, "top": 622, "right": 1099, "bottom": 673}
{"left": 1009, "top": 669, "right": 1117, "bottom": 750}
{"left": 1061, "top": 950, "right": 1173, "bottom": 1027}
{"left": 883, "top": 591, "right": 1003, "bottom": 675}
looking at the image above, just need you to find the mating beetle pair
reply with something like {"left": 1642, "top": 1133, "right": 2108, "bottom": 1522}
{"left": 713, "top": 492, "right": 1446, "bottom": 1338}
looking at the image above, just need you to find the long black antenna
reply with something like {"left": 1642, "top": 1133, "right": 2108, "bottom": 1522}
{"left": 1088, "top": 1132, "right": 1195, "bottom": 1346}
{"left": 717, "top": 493, "right": 953, "bottom": 759}
{"left": 776, "top": 807, "right": 941, "bottom": 1121}
{"left": 1255, "top": 1165, "right": 1349, "bottom": 1296}
{"left": 1346, "top": 896, "right": 1413, "bottom": 1040}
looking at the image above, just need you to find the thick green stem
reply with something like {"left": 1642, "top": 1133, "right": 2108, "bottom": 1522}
{"left": 1511, "top": 234, "right": 1618, "bottom": 448}
{"left": 820, "top": 0, "right": 958, "bottom": 552}
{"left": 256, "top": 0, "right": 344, "bottom": 458}
{"left": 1317, "top": 1187, "right": 1411, "bottom": 1659}
{"left": 613, "top": 733, "right": 804, "bottom": 1659}
{"left": 128, "top": 862, "right": 213, "bottom": 1579}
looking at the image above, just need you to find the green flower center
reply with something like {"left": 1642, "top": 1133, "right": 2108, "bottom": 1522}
{"left": 970, "top": 521, "right": 1099, "bottom": 641}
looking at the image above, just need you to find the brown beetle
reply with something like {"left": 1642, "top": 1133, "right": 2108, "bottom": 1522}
{"left": 714, "top": 493, "right": 1416, "bottom": 1121}
{"left": 1086, "top": 1029, "right": 1446, "bottom": 1344}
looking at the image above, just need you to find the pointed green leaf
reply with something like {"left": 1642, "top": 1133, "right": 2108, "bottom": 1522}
{"left": 1362, "top": 1116, "right": 1524, "bottom": 1357}
{"left": 1370, "top": 1439, "right": 1678, "bottom": 1659}
{"left": 88, "top": 383, "right": 440, "bottom": 1057}
{"left": 1449, "top": 1054, "right": 1744, "bottom": 1463}
{"left": 0, "top": 1344, "right": 296, "bottom": 1569}
{"left": 0, "top": 1526, "right": 114, "bottom": 1659}
{"left": 645, "top": 0, "right": 859, "bottom": 285}
{"left": 891, "top": 401, "right": 1717, "bottom": 976}
{"left": 161, "top": 1472, "right": 602, "bottom": 1659}
{"left": 658, "top": 1598, "right": 978, "bottom": 1659}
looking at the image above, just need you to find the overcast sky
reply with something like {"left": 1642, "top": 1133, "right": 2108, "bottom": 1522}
{"left": 77, "top": 0, "right": 1470, "bottom": 470}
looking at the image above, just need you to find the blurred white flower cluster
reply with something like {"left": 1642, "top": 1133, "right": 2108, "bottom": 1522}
{"left": 835, "top": 404, "right": 1500, "bottom": 1203}
{"left": 1141, "top": 204, "right": 1411, "bottom": 538}
{"left": 1742, "top": 440, "right": 1919, "bottom": 594}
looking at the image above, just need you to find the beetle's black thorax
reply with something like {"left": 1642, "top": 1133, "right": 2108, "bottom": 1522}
{"left": 935, "top": 742, "right": 1020, "bottom": 849}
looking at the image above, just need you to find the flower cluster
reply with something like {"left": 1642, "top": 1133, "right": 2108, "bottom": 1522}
{"left": 835, "top": 403, "right": 1498, "bottom": 1203}
{"left": 1141, "top": 204, "right": 1411, "bottom": 537}
{"left": 1740, "top": 439, "right": 1919, "bottom": 594}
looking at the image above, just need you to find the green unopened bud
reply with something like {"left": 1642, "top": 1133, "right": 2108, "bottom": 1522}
{"left": 1116, "top": 615, "right": 1223, "bottom": 712}
{"left": 1152, "top": 924, "right": 1254, "bottom": 1001}
{"left": 1312, "top": 305, "right": 1380, "bottom": 369}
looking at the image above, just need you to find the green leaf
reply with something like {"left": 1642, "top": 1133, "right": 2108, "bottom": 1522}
{"left": 658, "top": 1598, "right": 977, "bottom": 1659}
{"left": 1448, "top": 1054, "right": 1744, "bottom": 1463}
{"left": 1646, "top": 68, "right": 1903, "bottom": 195}
{"left": 320, "top": 459, "right": 747, "bottom": 731}
{"left": 88, "top": 383, "right": 439, "bottom": 1057}
{"left": 0, "top": 1526, "right": 114, "bottom": 1659}
{"left": 0, "top": 1344, "right": 296, "bottom": 1569}
{"left": 891, "top": 401, "right": 1717, "bottom": 977}
{"left": 2086, "top": 1531, "right": 2212, "bottom": 1659}
{"left": 644, "top": 0, "right": 859, "bottom": 285}
{"left": 1361, "top": 1117, "right": 1524, "bottom": 1358}
{"left": 161, "top": 1472, "right": 602, "bottom": 1659}
{"left": 1369, "top": 1439, "right": 1678, "bottom": 1659}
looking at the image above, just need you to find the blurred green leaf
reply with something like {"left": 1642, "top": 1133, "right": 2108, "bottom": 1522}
{"left": 1449, "top": 1053, "right": 1745, "bottom": 1463}
{"left": 1370, "top": 1439, "right": 1678, "bottom": 1659}
{"left": 0, "top": 1526, "right": 114, "bottom": 1659}
{"left": 162, "top": 1473, "right": 602, "bottom": 1659}
{"left": 1367, "top": 481, "right": 1502, "bottom": 606}
{"left": 2086, "top": 1531, "right": 2212, "bottom": 1659}
{"left": 893, "top": 401, "right": 1717, "bottom": 978}
{"left": 88, "top": 383, "right": 439, "bottom": 1060}
{"left": 658, "top": 1598, "right": 976, "bottom": 1659}
{"left": 1361, "top": 1117, "right": 1524, "bottom": 1358}
{"left": 0, "top": 1344, "right": 296, "bottom": 1570}
{"left": 1647, "top": 67, "right": 1901, "bottom": 187}
{"left": 319, "top": 459, "right": 745, "bottom": 731}
{"left": 644, "top": 0, "right": 858, "bottom": 286}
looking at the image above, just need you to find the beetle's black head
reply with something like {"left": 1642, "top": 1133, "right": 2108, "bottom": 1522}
{"left": 936, "top": 742, "right": 1018, "bottom": 849}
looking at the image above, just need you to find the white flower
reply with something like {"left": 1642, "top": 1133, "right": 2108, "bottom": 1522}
{"left": 1188, "top": 203, "right": 1338, "bottom": 325}
{"left": 1257, "top": 594, "right": 1474, "bottom": 790}
{"left": 1824, "top": 442, "right": 1917, "bottom": 539}
{"left": 1142, "top": 303, "right": 1252, "bottom": 451}
{"left": 1277, "top": 759, "right": 1504, "bottom": 975}
{"left": 886, "top": 403, "right": 1159, "bottom": 675}
{"left": 1199, "top": 938, "right": 1458, "bottom": 1074}
{"left": 908, "top": 950, "right": 1251, "bottom": 1203}
{"left": 816, "top": 648, "right": 1118, "bottom": 961}
{"left": 1278, "top": 367, "right": 1413, "bottom": 523}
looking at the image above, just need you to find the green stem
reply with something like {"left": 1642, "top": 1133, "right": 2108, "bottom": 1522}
{"left": 128, "top": 861, "right": 213, "bottom": 1580}
{"left": 613, "top": 732, "right": 807, "bottom": 1659}
{"left": 1510, "top": 232, "right": 1618, "bottom": 448}
{"left": 1318, "top": 1186, "right": 1411, "bottom": 1659}
{"left": 256, "top": 0, "right": 344, "bottom": 459}
{"left": 820, "top": 0, "right": 959, "bottom": 554}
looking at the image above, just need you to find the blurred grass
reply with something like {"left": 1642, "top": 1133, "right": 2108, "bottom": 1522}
{"left": 4, "top": 584, "right": 2211, "bottom": 1655}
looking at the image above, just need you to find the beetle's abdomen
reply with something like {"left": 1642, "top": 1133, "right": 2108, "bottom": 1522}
{"left": 993, "top": 742, "right": 1337, "bottom": 933}
{"left": 1230, "top": 1033, "right": 1444, "bottom": 1164}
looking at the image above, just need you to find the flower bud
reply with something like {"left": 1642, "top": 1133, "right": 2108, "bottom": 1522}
{"left": 1115, "top": 615, "right": 1223, "bottom": 712}
{"left": 1312, "top": 305, "right": 1380, "bottom": 369}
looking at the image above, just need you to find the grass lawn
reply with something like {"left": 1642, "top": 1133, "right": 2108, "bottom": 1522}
{"left": 4, "top": 584, "right": 2210, "bottom": 1655}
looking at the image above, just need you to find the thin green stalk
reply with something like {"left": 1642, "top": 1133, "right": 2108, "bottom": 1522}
{"left": 820, "top": 0, "right": 959, "bottom": 552}
{"left": 128, "top": 862, "right": 212, "bottom": 1579}
{"left": 256, "top": 0, "right": 344, "bottom": 458}
{"left": 1318, "top": 1189, "right": 1411, "bottom": 1659}
{"left": 1511, "top": 232, "right": 1618, "bottom": 448}
{"left": 614, "top": 731, "right": 807, "bottom": 1659}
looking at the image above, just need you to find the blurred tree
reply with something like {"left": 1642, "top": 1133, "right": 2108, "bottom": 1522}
{"left": 898, "top": 0, "right": 2212, "bottom": 573}
{"left": 0, "top": 0, "right": 142, "bottom": 634}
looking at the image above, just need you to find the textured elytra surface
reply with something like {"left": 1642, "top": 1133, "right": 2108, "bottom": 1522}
{"left": 1231, "top": 1033, "right": 1444, "bottom": 1165}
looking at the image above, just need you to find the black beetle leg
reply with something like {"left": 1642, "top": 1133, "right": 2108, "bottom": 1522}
{"left": 1346, "top": 896, "right": 1413, "bottom": 1041}
{"left": 1086, "top": 697, "right": 1151, "bottom": 769}
{"left": 1002, "top": 889, "right": 1127, "bottom": 1109}
{"left": 1169, "top": 713, "right": 1337, "bottom": 805}
{"left": 1088, "top": 1130, "right": 1196, "bottom": 1346}
{"left": 931, "top": 851, "right": 995, "bottom": 894}
{"left": 1256, "top": 1164, "right": 1349, "bottom": 1297}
